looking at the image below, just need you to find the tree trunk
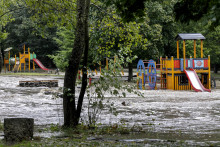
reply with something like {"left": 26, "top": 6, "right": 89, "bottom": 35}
{"left": 76, "top": 0, "right": 90, "bottom": 125}
{"left": 63, "top": 0, "right": 86, "bottom": 127}
{"left": 63, "top": 0, "right": 90, "bottom": 128}
{"left": 128, "top": 62, "right": 133, "bottom": 82}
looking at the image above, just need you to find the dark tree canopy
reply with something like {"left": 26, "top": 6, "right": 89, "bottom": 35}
{"left": 104, "top": 0, "right": 148, "bottom": 22}
{"left": 174, "top": 0, "right": 220, "bottom": 28}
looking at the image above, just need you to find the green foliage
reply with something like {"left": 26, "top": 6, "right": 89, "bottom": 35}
{"left": 1, "top": 4, "right": 59, "bottom": 67}
{"left": 84, "top": 58, "right": 143, "bottom": 126}
{"left": 49, "top": 27, "right": 75, "bottom": 71}
{"left": 90, "top": 4, "right": 148, "bottom": 64}
{"left": 143, "top": 0, "right": 178, "bottom": 58}
{"left": 0, "top": 121, "right": 3, "bottom": 131}
{"left": 206, "top": 26, "right": 220, "bottom": 65}
{"left": 51, "top": 2, "right": 149, "bottom": 70}
{"left": 103, "top": 0, "right": 148, "bottom": 22}
{"left": 25, "top": 0, "right": 77, "bottom": 29}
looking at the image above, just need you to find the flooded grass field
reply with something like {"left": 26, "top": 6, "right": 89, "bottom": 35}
{"left": 0, "top": 75, "right": 219, "bottom": 146}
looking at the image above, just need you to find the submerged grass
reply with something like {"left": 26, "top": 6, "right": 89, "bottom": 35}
{"left": 0, "top": 122, "right": 3, "bottom": 131}
{"left": 1, "top": 124, "right": 215, "bottom": 147}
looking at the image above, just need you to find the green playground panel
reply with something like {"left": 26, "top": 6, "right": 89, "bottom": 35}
{"left": 30, "top": 53, "right": 37, "bottom": 60}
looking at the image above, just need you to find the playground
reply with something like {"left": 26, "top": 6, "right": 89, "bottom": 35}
{"left": 137, "top": 33, "right": 212, "bottom": 92}
{"left": 3, "top": 45, "right": 50, "bottom": 73}
{"left": 0, "top": 74, "right": 219, "bottom": 146}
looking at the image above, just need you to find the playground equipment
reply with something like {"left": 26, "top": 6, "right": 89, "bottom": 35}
{"left": 137, "top": 33, "right": 211, "bottom": 92}
{"left": 4, "top": 45, "right": 50, "bottom": 72}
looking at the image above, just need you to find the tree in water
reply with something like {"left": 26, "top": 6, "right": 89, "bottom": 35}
{"left": 63, "top": 0, "right": 90, "bottom": 127}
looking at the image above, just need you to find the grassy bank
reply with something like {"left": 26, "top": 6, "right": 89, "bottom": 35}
{"left": 0, "top": 124, "right": 218, "bottom": 147}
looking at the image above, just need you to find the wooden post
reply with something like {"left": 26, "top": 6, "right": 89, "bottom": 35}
{"left": 194, "top": 40, "right": 196, "bottom": 58}
{"left": 171, "top": 56, "right": 174, "bottom": 90}
{"left": 177, "top": 40, "right": 179, "bottom": 59}
{"left": 19, "top": 52, "right": 21, "bottom": 71}
{"left": 106, "top": 58, "right": 108, "bottom": 70}
{"left": 183, "top": 40, "right": 186, "bottom": 69}
{"left": 201, "top": 40, "right": 203, "bottom": 58}
{"left": 190, "top": 56, "right": 192, "bottom": 68}
{"left": 208, "top": 55, "right": 211, "bottom": 89}
{"left": 28, "top": 48, "right": 30, "bottom": 72}
{"left": 8, "top": 51, "right": 10, "bottom": 71}
{"left": 154, "top": 61, "right": 157, "bottom": 90}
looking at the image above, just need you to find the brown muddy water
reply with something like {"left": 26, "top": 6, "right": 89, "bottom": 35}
{"left": 0, "top": 75, "right": 219, "bottom": 146}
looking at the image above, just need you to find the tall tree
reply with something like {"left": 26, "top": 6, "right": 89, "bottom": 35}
{"left": 63, "top": 0, "right": 90, "bottom": 127}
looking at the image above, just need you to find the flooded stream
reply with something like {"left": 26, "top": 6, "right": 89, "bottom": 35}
{"left": 0, "top": 75, "right": 219, "bottom": 145}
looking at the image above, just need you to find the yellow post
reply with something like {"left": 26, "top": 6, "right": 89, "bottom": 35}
{"left": 106, "top": 58, "right": 108, "bottom": 70}
{"left": 183, "top": 40, "right": 186, "bottom": 69}
{"left": 8, "top": 51, "right": 10, "bottom": 71}
{"left": 154, "top": 61, "right": 157, "bottom": 90}
{"left": 23, "top": 44, "right": 25, "bottom": 54}
{"left": 171, "top": 56, "right": 174, "bottom": 90}
{"left": 95, "top": 69, "right": 97, "bottom": 75}
{"left": 194, "top": 40, "right": 196, "bottom": 58}
{"left": 28, "top": 48, "right": 30, "bottom": 71}
{"left": 175, "top": 76, "right": 177, "bottom": 90}
{"left": 177, "top": 40, "right": 179, "bottom": 59}
{"left": 23, "top": 45, "right": 26, "bottom": 71}
{"left": 208, "top": 55, "right": 211, "bottom": 89}
{"left": 19, "top": 52, "right": 21, "bottom": 71}
{"left": 24, "top": 59, "right": 25, "bottom": 71}
{"left": 190, "top": 56, "right": 192, "bottom": 68}
{"left": 201, "top": 40, "right": 203, "bottom": 58}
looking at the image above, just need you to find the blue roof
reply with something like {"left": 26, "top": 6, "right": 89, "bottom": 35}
{"left": 175, "top": 33, "right": 205, "bottom": 40}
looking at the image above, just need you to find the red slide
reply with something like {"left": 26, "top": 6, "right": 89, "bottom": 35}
{"left": 184, "top": 68, "right": 211, "bottom": 92}
{"left": 33, "top": 58, "right": 50, "bottom": 71}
